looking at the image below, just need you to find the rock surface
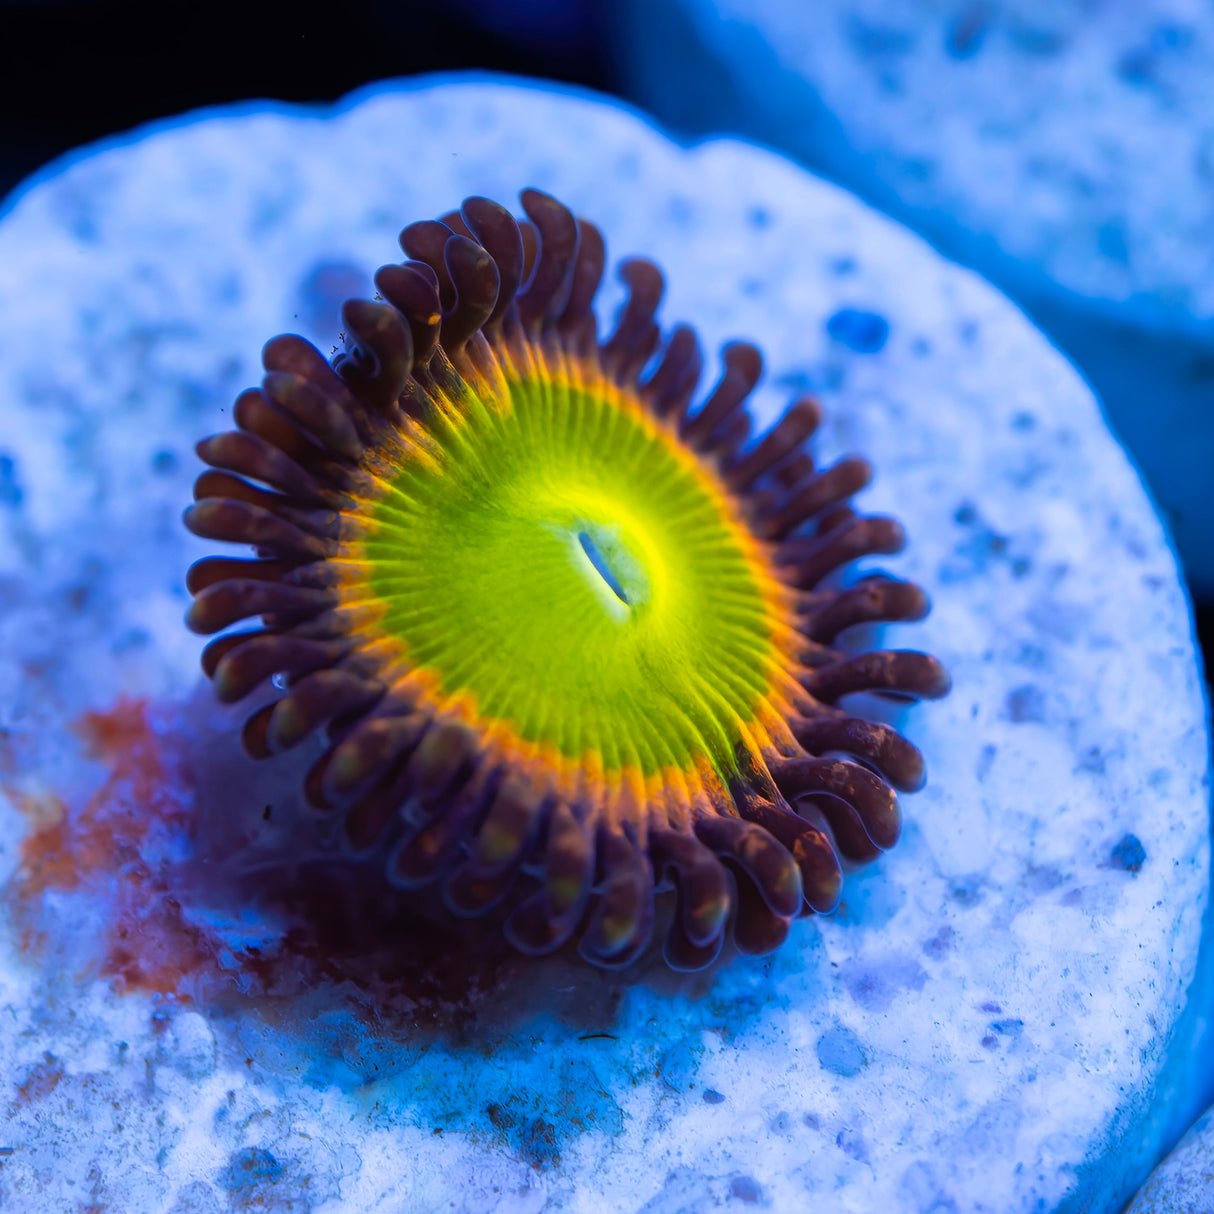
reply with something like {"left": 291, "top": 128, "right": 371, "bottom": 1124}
{"left": 617, "top": 0, "right": 1214, "bottom": 596}
{"left": 1128, "top": 1101, "right": 1214, "bottom": 1213}
{"left": 0, "top": 76, "right": 1208, "bottom": 1214}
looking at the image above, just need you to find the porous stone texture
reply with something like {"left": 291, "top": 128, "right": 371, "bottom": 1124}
{"left": 616, "top": 0, "right": 1214, "bottom": 596}
{"left": 0, "top": 77, "right": 1209, "bottom": 1214}
{"left": 1128, "top": 1101, "right": 1214, "bottom": 1213}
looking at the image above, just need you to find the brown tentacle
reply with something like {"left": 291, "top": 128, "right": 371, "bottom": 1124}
{"left": 504, "top": 802, "right": 596, "bottom": 954}
{"left": 641, "top": 324, "right": 701, "bottom": 421}
{"left": 400, "top": 219, "right": 457, "bottom": 311}
{"left": 333, "top": 299, "right": 414, "bottom": 412}
{"left": 803, "top": 577, "right": 929, "bottom": 643}
{"left": 579, "top": 826, "right": 656, "bottom": 967}
{"left": 600, "top": 259, "right": 664, "bottom": 385}
{"left": 439, "top": 234, "right": 501, "bottom": 351}
{"left": 778, "top": 516, "right": 907, "bottom": 589}
{"left": 790, "top": 716, "right": 926, "bottom": 793}
{"left": 756, "top": 456, "right": 873, "bottom": 540}
{"left": 374, "top": 263, "right": 443, "bottom": 369}
{"left": 724, "top": 397, "right": 822, "bottom": 492}
{"left": 804, "top": 651, "right": 952, "bottom": 703}
{"left": 461, "top": 196, "right": 526, "bottom": 326}
{"left": 681, "top": 342, "right": 762, "bottom": 448}
{"left": 516, "top": 189, "right": 580, "bottom": 327}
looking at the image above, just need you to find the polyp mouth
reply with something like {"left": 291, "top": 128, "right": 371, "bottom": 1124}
{"left": 571, "top": 520, "right": 649, "bottom": 621}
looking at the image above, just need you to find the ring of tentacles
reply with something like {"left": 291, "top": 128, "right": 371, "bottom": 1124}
{"left": 184, "top": 189, "right": 949, "bottom": 971}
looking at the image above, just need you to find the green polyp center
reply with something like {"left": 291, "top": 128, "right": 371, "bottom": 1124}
{"left": 363, "top": 370, "right": 779, "bottom": 779}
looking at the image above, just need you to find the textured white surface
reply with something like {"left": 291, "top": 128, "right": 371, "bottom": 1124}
{"left": 1128, "top": 1102, "right": 1214, "bottom": 1213}
{"left": 0, "top": 77, "right": 1208, "bottom": 1214}
{"left": 646, "top": 0, "right": 1214, "bottom": 330}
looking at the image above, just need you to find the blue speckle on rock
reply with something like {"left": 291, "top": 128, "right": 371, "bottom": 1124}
{"left": 816, "top": 1024, "right": 867, "bottom": 1077}
{"left": 221, "top": 1147, "right": 283, "bottom": 1191}
{"left": 1005, "top": 685, "right": 1047, "bottom": 723}
{"left": 1111, "top": 833, "right": 1147, "bottom": 873}
{"left": 826, "top": 307, "right": 890, "bottom": 352}
{"left": 946, "top": 6, "right": 992, "bottom": 59}
{"left": 730, "top": 1174, "right": 765, "bottom": 1203}
{"left": 0, "top": 454, "right": 23, "bottom": 507}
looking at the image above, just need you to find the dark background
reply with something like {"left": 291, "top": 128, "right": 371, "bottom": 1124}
{"left": 0, "top": 0, "right": 613, "bottom": 197}
{"left": 2, "top": 0, "right": 1210, "bottom": 679}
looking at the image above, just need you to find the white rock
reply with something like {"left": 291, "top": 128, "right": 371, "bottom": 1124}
{"left": 1128, "top": 1102, "right": 1214, "bottom": 1213}
{"left": 0, "top": 76, "right": 1207, "bottom": 1214}
{"left": 617, "top": 0, "right": 1214, "bottom": 593}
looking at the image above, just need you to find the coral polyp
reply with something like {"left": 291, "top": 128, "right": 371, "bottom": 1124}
{"left": 184, "top": 189, "right": 948, "bottom": 971}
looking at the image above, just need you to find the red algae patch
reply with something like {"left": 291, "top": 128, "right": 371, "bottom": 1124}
{"left": 2, "top": 692, "right": 651, "bottom": 1040}
{"left": 6, "top": 696, "right": 218, "bottom": 993}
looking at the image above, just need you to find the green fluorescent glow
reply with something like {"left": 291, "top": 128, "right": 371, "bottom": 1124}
{"left": 364, "top": 375, "right": 777, "bottom": 777}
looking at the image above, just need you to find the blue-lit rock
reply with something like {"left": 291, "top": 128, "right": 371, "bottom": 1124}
{"left": 0, "top": 77, "right": 1207, "bottom": 1214}
{"left": 617, "top": 0, "right": 1214, "bottom": 596}
{"left": 1128, "top": 1102, "right": 1214, "bottom": 1213}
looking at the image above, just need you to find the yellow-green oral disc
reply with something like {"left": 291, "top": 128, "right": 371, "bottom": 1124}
{"left": 363, "top": 374, "right": 778, "bottom": 780}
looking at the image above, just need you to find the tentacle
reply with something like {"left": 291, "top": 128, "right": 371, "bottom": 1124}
{"left": 191, "top": 470, "right": 289, "bottom": 514}
{"left": 773, "top": 755, "right": 901, "bottom": 854}
{"left": 579, "top": 826, "right": 656, "bottom": 967}
{"left": 439, "top": 234, "right": 501, "bottom": 351}
{"left": 790, "top": 715, "right": 926, "bottom": 793}
{"left": 185, "top": 579, "right": 336, "bottom": 635}
{"left": 264, "top": 669, "right": 385, "bottom": 754}
{"left": 735, "top": 795, "right": 842, "bottom": 914}
{"left": 802, "top": 576, "right": 929, "bottom": 643}
{"left": 231, "top": 387, "right": 333, "bottom": 474}
{"left": 681, "top": 342, "right": 762, "bottom": 449}
{"left": 442, "top": 775, "right": 549, "bottom": 916}
{"left": 516, "top": 189, "right": 580, "bottom": 327}
{"left": 211, "top": 634, "right": 350, "bottom": 706}
{"left": 724, "top": 397, "right": 822, "bottom": 492}
{"left": 600, "top": 259, "right": 664, "bottom": 385}
{"left": 261, "top": 371, "right": 366, "bottom": 462}
{"left": 504, "top": 802, "right": 596, "bottom": 954}
{"left": 183, "top": 499, "right": 334, "bottom": 561}
{"left": 694, "top": 815, "right": 801, "bottom": 919}
{"left": 640, "top": 324, "right": 701, "bottom": 422}
{"left": 650, "top": 829, "right": 731, "bottom": 969}
{"left": 374, "top": 262, "right": 443, "bottom": 368}
{"left": 777, "top": 516, "right": 907, "bottom": 588}
{"left": 185, "top": 556, "right": 299, "bottom": 595}
{"left": 804, "top": 651, "right": 951, "bottom": 703}
{"left": 195, "top": 431, "right": 330, "bottom": 506}
{"left": 731, "top": 873, "right": 793, "bottom": 955}
{"left": 391, "top": 764, "right": 498, "bottom": 887}
{"left": 755, "top": 456, "right": 873, "bottom": 540}
{"left": 461, "top": 196, "right": 526, "bottom": 326}
{"left": 333, "top": 298, "right": 414, "bottom": 412}
{"left": 400, "top": 219, "right": 457, "bottom": 311}
{"left": 556, "top": 219, "right": 606, "bottom": 354}
{"left": 310, "top": 712, "right": 429, "bottom": 811}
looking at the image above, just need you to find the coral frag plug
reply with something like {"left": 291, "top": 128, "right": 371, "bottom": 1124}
{"left": 183, "top": 190, "right": 949, "bottom": 971}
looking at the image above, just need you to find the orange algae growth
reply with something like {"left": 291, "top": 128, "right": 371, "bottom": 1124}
{"left": 6, "top": 696, "right": 216, "bottom": 995}
{"left": 3, "top": 695, "right": 612, "bottom": 1033}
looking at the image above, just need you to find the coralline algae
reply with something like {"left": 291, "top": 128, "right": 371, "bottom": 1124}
{"left": 0, "top": 77, "right": 1208, "bottom": 1213}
